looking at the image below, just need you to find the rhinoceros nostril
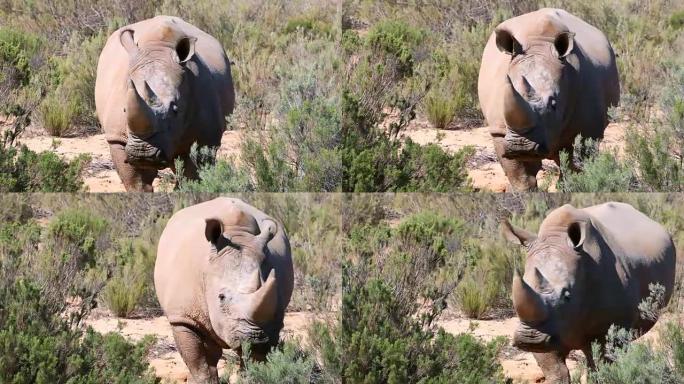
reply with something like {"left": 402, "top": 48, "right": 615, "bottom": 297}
{"left": 548, "top": 96, "right": 557, "bottom": 110}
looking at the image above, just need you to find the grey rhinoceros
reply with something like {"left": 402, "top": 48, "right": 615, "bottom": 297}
{"left": 155, "top": 198, "right": 293, "bottom": 383}
{"left": 502, "top": 202, "right": 675, "bottom": 383}
{"left": 478, "top": 9, "right": 620, "bottom": 191}
{"left": 95, "top": 16, "right": 235, "bottom": 191}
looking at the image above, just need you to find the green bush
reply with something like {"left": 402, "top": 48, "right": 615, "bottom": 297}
{"left": 0, "top": 279, "right": 158, "bottom": 384}
{"left": 310, "top": 269, "right": 505, "bottom": 383}
{"left": 38, "top": 29, "right": 110, "bottom": 136}
{"left": 102, "top": 265, "right": 145, "bottom": 318}
{"left": 365, "top": 20, "right": 426, "bottom": 78}
{"left": 624, "top": 67, "right": 684, "bottom": 191}
{"left": 455, "top": 275, "right": 498, "bottom": 319}
{"left": 307, "top": 210, "right": 505, "bottom": 382}
{"left": 0, "top": 27, "right": 42, "bottom": 90}
{"left": 235, "top": 341, "right": 327, "bottom": 384}
{"left": 172, "top": 145, "right": 254, "bottom": 192}
{"left": 0, "top": 143, "right": 88, "bottom": 192}
{"left": 556, "top": 137, "right": 635, "bottom": 192}
{"left": 343, "top": 133, "right": 473, "bottom": 192}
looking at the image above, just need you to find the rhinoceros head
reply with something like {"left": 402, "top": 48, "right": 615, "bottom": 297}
{"left": 202, "top": 207, "right": 281, "bottom": 351}
{"left": 118, "top": 25, "right": 197, "bottom": 169}
{"left": 495, "top": 28, "right": 578, "bottom": 159}
{"left": 502, "top": 205, "right": 593, "bottom": 352}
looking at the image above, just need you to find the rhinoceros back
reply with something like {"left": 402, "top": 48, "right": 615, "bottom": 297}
{"left": 95, "top": 16, "right": 234, "bottom": 145}
{"left": 583, "top": 202, "right": 676, "bottom": 310}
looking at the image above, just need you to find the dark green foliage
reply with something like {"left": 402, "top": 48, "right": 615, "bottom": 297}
{"left": 310, "top": 211, "right": 505, "bottom": 383}
{"left": 342, "top": 132, "right": 473, "bottom": 192}
{"left": 0, "top": 279, "right": 158, "bottom": 384}
{"left": 236, "top": 341, "right": 328, "bottom": 384}
{"left": 311, "top": 269, "right": 505, "bottom": 383}
{"left": 0, "top": 27, "right": 42, "bottom": 89}
{"left": 0, "top": 208, "right": 158, "bottom": 383}
{"left": 0, "top": 144, "right": 88, "bottom": 192}
{"left": 555, "top": 137, "right": 634, "bottom": 192}
{"left": 365, "top": 20, "right": 426, "bottom": 77}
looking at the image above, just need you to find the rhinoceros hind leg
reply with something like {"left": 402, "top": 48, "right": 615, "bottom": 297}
{"left": 172, "top": 324, "right": 222, "bottom": 384}
{"left": 533, "top": 350, "right": 570, "bottom": 384}
{"left": 109, "top": 143, "right": 156, "bottom": 192}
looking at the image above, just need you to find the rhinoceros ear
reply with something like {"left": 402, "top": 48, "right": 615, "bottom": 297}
{"left": 567, "top": 220, "right": 587, "bottom": 250}
{"left": 119, "top": 29, "right": 138, "bottom": 56}
{"left": 495, "top": 28, "right": 523, "bottom": 56}
{"left": 205, "top": 218, "right": 223, "bottom": 245}
{"left": 175, "top": 36, "right": 197, "bottom": 65}
{"left": 554, "top": 32, "right": 575, "bottom": 59}
{"left": 501, "top": 220, "right": 537, "bottom": 247}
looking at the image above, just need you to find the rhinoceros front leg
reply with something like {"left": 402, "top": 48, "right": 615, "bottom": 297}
{"left": 109, "top": 143, "right": 157, "bottom": 192}
{"left": 533, "top": 351, "right": 570, "bottom": 384}
{"left": 172, "top": 324, "right": 223, "bottom": 384}
{"left": 493, "top": 137, "right": 541, "bottom": 191}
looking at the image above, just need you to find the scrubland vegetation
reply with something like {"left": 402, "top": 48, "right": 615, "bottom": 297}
{"left": 343, "top": 0, "right": 684, "bottom": 192}
{"left": 0, "top": 0, "right": 681, "bottom": 191}
{"left": 1, "top": 193, "right": 680, "bottom": 382}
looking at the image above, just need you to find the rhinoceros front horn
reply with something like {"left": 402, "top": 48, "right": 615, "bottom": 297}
{"left": 512, "top": 269, "right": 548, "bottom": 324}
{"left": 503, "top": 75, "right": 534, "bottom": 132}
{"left": 248, "top": 269, "right": 278, "bottom": 325}
{"left": 126, "top": 80, "right": 154, "bottom": 139}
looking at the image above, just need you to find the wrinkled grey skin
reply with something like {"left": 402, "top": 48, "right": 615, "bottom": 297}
{"left": 478, "top": 9, "right": 619, "bottom": 191}
{"left": 503, "top": 202, "right": 675, "bottom": 383}
{"left": 155, "top": 198, "right": 293, "bottom": 383}
{"left": 95, "top": 16, "right": 234, "bottom": 191}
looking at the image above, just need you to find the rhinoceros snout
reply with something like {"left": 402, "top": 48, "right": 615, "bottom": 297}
{"left": 503, "top": 130, "right": 548, "bottom": 160}
{"left": 513, "top": 323, "right": 556, "bottom": 353}
{"left": 125, "top": 134, "right": 170, "bottom": 169}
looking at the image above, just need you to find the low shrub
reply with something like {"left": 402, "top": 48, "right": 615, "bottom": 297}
{"left": 0, "top": 279, "right": 158, "bottom": 384}
{"left": 556, "top": 137, "right": 635, "bottom": 192}
{"left": 102, "top": 264, "right": 145, "bottom": 318}
{"left": 0, "top": 143, "right": 88, "bottom": 192}
{"left": 235, "top": 341, "right": 327, "bottom": 384}
{"left": 455, "top": 275, "right": 499, "bottom": 319}
{"left": 310, "top": 269, "right": 505, "bottom": 383}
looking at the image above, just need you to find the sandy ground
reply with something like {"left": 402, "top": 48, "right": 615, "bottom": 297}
{"left": 400, "top": 119, "right": 626, "bottom": 192}
{"left": 16, "top": 130, "right": 243, "bottom": 192}
{"left": 15, "top": 119, "right": 624, "bottom": 193}
{"left": 86, "top": 310, "right": 676, "bottom": 383}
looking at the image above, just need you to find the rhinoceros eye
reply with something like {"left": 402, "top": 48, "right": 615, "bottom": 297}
{"left": 218, "top": 293, "right": 226, "bottom": 301}
{"left": 171, "top": 102, "right": 178, "bottom": 114}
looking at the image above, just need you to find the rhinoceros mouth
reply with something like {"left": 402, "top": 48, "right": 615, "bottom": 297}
{"left": 502, "top": 130, "right": 548, "bottom": 160}
{"left": 125, "top": 133, "right": 169, "bottom": 169}
{"left": 513, "top": 323, "right": 556, "bottom": 353}
{"left": 223, "top": 318, "right": 281, "bottom": 350}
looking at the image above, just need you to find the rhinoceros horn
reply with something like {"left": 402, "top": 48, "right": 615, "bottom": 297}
{"left": 503, "top": 75, "right": 535, "bottom": 132}
{"left": 248, "top": 269, "right": 278, "bottom": 325}
{"left": 126, "top": 80, "right": 154, "bottom": 138}
{"left": 238, "top": 219, "right": 277, "bottom": 294}
{"left": 512, "top": 269, "right": 548, "bottom": 324}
